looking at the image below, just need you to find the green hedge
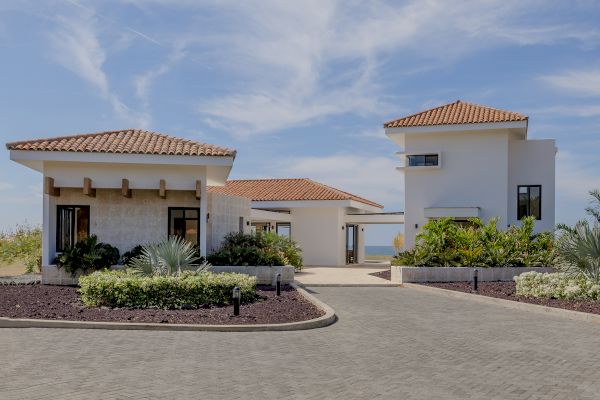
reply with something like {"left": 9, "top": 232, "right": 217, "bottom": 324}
{"left": 515, "top": 271, "right": 600, "bottom": 301}
{"left": 79, "top": 270, "right": 257, "bottom": 309}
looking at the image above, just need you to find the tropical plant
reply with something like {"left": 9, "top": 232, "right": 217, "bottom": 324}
{"left": 79, "top": 269, "right": 257, "bottom": 309}
{"left": 55, "top": 235, "right": 120, "bottom": 276}
{"left": 208, "top": 232, "right": 303, "bottom": 271}
{"left": 0, "top": 224, "right": 42, "bottom": 274}
{"left": 127, "top": 236, "right": 207, "bottom": 276}
{"left": 121, "top": 245, "right": 144, "bottom": 265}
{"left": 555, "top": 222, "right": 600, "bottom": 283}
{"left": 394, "top": 216, "right": 555, "bottom": 268}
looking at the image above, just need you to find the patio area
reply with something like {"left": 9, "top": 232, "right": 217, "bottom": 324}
{"left": 294, "top": 262, "right": 396, "bottom": 286}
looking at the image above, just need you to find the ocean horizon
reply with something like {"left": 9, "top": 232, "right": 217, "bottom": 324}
{"left": 365, "top": 245, "right": 396, "bottom": 256}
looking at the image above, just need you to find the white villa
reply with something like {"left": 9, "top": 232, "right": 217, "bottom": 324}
{"left": 6, "top": 130, "right": 400, "bottom": 278}
{"left": 385, "top": 100, "right": 556, "bottom": 249}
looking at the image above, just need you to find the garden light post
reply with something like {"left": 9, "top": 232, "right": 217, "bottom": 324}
{"left": 276, "top": 273, "right": 281, "bottom": 296}
{"left": 473, "top": 269, "right": 478, "bottom": 292}
{"left": 232, "top": 286, "right": 241, "bottom": 316}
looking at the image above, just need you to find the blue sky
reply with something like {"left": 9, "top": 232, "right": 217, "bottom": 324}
{"left": 1, "top": 0, "right": 600, "bottom": 245}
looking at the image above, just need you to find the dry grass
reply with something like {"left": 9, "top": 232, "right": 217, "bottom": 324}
{"left": 0, "top": 261, "right": 28, "bottom": 277}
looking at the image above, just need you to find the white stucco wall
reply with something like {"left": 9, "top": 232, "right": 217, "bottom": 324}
{"left": 507, "top": 135, "right": 556, "bottom": 232}
{"left": 46, "top": 188, "right": 200, "bottom": 262}
{"left": 206, "top": 192, "right": 252, "bottom": 254}
{"left": 289, "top": 206, "right": 347, "bottom": 266}
{"left": 403, "top": 130, "right": 510, "bottom": 248}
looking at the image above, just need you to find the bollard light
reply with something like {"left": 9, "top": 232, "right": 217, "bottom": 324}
{"left": 232, "top": 286, "right": 241, "bottom": 316}
{"left": 276, "top": 273, "right": 282, "bottom": 296}
{"left": 473, "top": 269, "right": 478, "bottom": 292}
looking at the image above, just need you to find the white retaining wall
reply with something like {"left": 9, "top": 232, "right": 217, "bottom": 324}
{"left": 391, "top": 266, "right": 555, "bottom": 284}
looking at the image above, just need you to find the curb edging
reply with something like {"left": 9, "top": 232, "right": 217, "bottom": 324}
{"left": 0, "top": 284, "right": 336, "bottom": 332}
{"left": 403, "top": 283, "right": 600, "bottom": 324}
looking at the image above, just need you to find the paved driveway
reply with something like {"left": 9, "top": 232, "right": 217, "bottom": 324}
{"left": 1, "top": 287, "right": 600, "bottom": 399}
{"left": 295, "top": 264, "right": 393, "bottom": 286}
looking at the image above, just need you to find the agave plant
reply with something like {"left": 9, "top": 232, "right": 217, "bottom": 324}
{"left": 555, "top": 222, "right": 600, "bottom": 283}
{"left": 128, "top": 236, "right": 208, "bottom": 276}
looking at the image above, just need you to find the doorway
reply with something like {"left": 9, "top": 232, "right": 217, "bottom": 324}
{"left": 346, "top": 224, "right": 358, "bottom": 264}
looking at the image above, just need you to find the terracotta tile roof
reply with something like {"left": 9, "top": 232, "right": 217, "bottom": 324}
{"left": 209, "top": 178, "right": 383, "bottom": 208}
{"left": 5, "top": 129, "right": 235, "bottom": 157}
{"left": 384, "top": 100, "right": 528, "bottom": 129}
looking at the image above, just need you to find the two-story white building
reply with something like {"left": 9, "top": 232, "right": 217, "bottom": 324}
{"left": 385, "top": 100, "right": 556, "bottom": 249}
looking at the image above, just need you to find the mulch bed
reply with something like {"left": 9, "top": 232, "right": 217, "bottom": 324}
{"left": 0, "top": 284, "right": 324, "bottom": 325}
{"left": 369, "top": 269, "right": 391, "bottom": 281}
{"left": 419, "top": 281, "right": 600, "bottom": 315}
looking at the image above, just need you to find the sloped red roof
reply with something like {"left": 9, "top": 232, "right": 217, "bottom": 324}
{"left": 209, "top": 178, "right": 383, "bottom": 208}
{"left": 5, "top": 129, "right": 235, "bottom": 157}
{"left": 384, "top": 100, "right": 528, "bottom": 129}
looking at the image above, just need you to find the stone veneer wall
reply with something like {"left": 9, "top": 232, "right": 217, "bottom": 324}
{"left": 54, "top": 188, "right": 200, "bottom": 254}
{"left": 206, "top": 192, "right": 251, "bottom": 254}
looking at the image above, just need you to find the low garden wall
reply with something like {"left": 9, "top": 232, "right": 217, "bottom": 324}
{"left": 42, "top": 265, "right": 124, "bottom": 285}
{"left": 207, "top": 265, "right": 295, "bottom": 285}
{"left": 391, "top": 266, "right": 555, "bottom": 284}
{"left": 42, "top": 264, "right": 295, "bottom": 286}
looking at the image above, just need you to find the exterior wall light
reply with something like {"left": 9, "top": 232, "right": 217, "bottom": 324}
{"left": 276, "top": 273, "right": 281, "bottom": 296}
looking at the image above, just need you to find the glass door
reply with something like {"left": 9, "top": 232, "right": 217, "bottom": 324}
{"left": 346, "top": 224, "right": 358, "bottom": 264}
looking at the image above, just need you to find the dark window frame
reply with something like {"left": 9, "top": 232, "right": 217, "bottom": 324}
{"left": 168, "top": 207, "right": 200, "bottom": 245}
{"left": 407, "top": 153, "right": 439, "bottom": 167}
{"left": 56, "top": 205, "right": 90, "bottom": 252}
{"left": 276, "top": 222, "right": 291, "bottom": 237}
{"left": 517, "top": 185, "right": 542, "bottom": 220}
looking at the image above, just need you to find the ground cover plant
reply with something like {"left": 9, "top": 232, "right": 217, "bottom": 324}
{"left": 394, "top": 216, "right": 555, "bottom": 268}
{"left": 79, "top": 269, "right": 257, "bottom": 308}
{"left": 208, "top": 232, "right": 303, "bottom": 271}
{"left": 0, "top": 225, "right": 42, "bottom": 274}
{"left": 515, "top": 271, "right": 600, "bottom": 301}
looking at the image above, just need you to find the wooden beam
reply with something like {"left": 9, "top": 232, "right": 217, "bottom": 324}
{"left": 195, "top": 180, "right": 202, "bottom": 200}
{"left": 83, "top": 177, "right": 96, "bottom": 197}
{"left": 44, "top": 177, "right": 60, "bottom": 197}
{"left": 159, "top": 179, "right": 166, "bottom": 199}
{"left": 121, "top": 179, "right": 132, "bottom": 198}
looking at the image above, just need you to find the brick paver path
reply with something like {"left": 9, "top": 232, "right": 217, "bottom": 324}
{"left": 1, "top": 287, "right": 599, "bottom": 399}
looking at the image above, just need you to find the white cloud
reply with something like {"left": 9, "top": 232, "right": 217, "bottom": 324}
{"left": 539, "top": 68, "right": 600, "bottom": 97}
{"left": 556, "top": 151, "right": 600, "bottom": 201}
{"left": 273, "top": 153, "right": 404, "bottom": 210}
{"left": 0, "top": 182, "right": 15, "bottom": 191}
{"left": 47, "top": 13, "right": 150, "bottom": 127}
{"left": 134, "top": 48, "right": 186, "bottom": 109}
{"left": 190, "top": 0, "right": 600, "bottom": 136}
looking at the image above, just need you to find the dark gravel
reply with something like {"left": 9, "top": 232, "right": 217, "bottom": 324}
{"left": 369, "top": 269, "right": 391, "bottom": 281}
{"left": 420, "top": 281, "right": 600, "bottom": 315}
{"left": 0, "top": 284, "right": 324, "bottom": 325}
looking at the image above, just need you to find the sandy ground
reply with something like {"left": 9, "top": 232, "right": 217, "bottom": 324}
{"left": 0, "top": 261, "right": 27, "bottom": 276}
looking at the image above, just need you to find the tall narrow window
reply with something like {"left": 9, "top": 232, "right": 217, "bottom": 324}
{"left": 518, "top": 185, "right": 542, "bottom": 220}
{"left": 56, "top": 205, "right": 90, "bottom": 251}
{"left": 168, "top": 207, "right": 200, "bottom": 245}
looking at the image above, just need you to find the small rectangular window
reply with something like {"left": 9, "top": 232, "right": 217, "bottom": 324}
{"left": 407, "top": 154, "right": 438, "bottom": 167}
{"left": 56, "top": 205, "right": 90, "bottom": 251}
{"left": 168, "top": 207, "right": 200, "bottom": 245}
{"left": 276, "top": 223, "right": 291, "bottom": 238}
{"left": 517, "top": 185, "right": 541, "bottom": 220}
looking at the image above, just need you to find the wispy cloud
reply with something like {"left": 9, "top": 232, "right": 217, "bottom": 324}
{"left": 539, "top": 68, "right": 600, "bottom": 97}
{"left": 47, "top": 12, "right": 150, "bottom": 127}
{"left": 189, "top": 0, "right": 600, "bottom": 137}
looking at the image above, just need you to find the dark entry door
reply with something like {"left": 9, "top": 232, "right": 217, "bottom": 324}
{"left": 346, "top": 224, "right": 358, "bottom": 264}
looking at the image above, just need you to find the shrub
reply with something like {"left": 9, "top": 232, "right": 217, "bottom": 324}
{"left": 121, "top": 245, "right": 144, "bottom": 265}
{"left": 555, "top": 221, "right": 600, "bottom": 283}
{"left": 79, "top": 269, "right": 257, "bottom": 308}
{"left": 56, "top": 235, "right": 120, "bottom": 276}
{"left": 514, "top": 271, "right": 600, "bottom": 301}
{"left": 127, "top": 236, "right": 208, "bottom": 276}
{"left": 208, "top": 232, "right": 303, "bottom": 271}
{"left": 395, "top": 216, "right": 555, "bottom": 268}
{"left": 0, "top": 224, "right": 42, "bottom": 274}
